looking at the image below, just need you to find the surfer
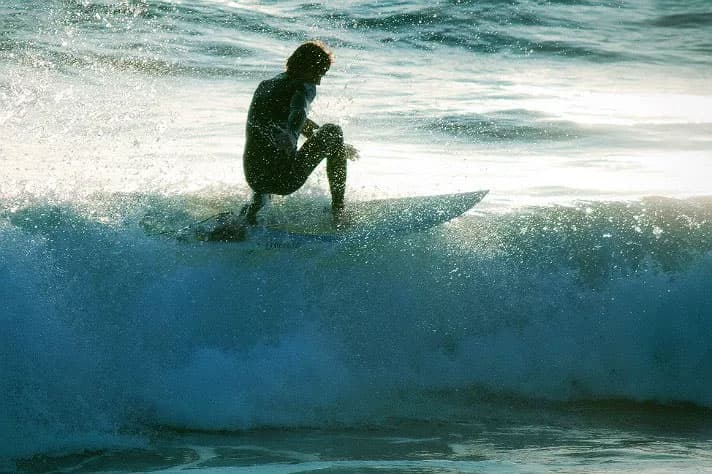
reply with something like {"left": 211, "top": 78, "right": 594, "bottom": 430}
{"left": 240, "top": 41, "right": 358, "bottom": 226}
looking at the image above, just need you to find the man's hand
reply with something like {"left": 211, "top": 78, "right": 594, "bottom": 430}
{"left": 301, "top": 118, "right": 319, "bottom": 138}
{"left": 341, "top": 143, "right": 360, "bottom": 161}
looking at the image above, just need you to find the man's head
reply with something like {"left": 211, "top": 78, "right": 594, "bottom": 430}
{"left": 286, "top": 41, "right": 333, "bottom": 84}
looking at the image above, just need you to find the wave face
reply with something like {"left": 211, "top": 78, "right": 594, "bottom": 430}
{"left": 2, "top": 195, "right": 711, "bottom": 459}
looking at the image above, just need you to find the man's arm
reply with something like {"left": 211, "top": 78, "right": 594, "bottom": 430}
{"left": 288, "top": 88, "right": 309, "bottom": 140}
{"left": 290, "top": 92, "right": 359, "bottom": 159}
{"left": 301, "top": 118, "right": 319, "bottom": 138}
{"left": 301, "top": 118, "right": 360, "bottom": 161}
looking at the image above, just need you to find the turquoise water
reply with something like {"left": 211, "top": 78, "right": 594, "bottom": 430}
{"left": 14, "top": 400, "right": 712, "bottom": 472}
{"left": 2, "top": 1, "right": 712, "bottom": 472}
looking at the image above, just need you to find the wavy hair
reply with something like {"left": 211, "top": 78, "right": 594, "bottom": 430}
{"left": 286, "top": 41, "right": 334, "bottom": 76}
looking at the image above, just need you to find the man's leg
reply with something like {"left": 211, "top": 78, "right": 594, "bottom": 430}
{"left": 239, "top": 192, "right": 269, "bottom": 225}
{"left": 295, "top": 123, "right": 346, "bottom": 214}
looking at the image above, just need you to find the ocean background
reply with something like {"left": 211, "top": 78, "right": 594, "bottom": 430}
{"left": 1, "top": 0, "right": 712, "bottom": 472}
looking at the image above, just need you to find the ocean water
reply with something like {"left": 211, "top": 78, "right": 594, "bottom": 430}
{"left": 1, "top": 0, "right": 712, "bottom": 472}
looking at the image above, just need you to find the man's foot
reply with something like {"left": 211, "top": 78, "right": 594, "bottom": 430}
{"left": 332, "top": 204, "right": 351, "bottom": 229}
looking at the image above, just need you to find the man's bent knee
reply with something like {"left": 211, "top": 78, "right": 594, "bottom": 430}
{"left": 318, "top": 123, "right": 343, "bottom": 144}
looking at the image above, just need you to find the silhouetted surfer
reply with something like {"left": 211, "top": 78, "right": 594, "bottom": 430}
{"left": 240, "top": 41, "right": 358, "bottom": 226}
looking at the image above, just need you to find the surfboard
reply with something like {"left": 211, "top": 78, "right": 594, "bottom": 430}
{"left": 154, "top": 190, "right": 488, "bottom": 243}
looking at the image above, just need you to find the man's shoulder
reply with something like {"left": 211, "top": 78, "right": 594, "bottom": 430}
{"left": 257, "top": 72, "right": 304, "bottom": 94}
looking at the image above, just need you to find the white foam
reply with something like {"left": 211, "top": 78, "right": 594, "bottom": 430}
{"left": 1, "top": 202, "right": 711, "bottom": 460}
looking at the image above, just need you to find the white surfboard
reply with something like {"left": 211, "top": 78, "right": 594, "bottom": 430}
{"left": 261, "top": 190, "right": 488, "bottom": 241}
{"left": 155, "top": 190, "right": 488, "bottom": 243}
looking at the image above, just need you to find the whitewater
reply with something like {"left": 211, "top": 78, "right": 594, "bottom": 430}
{"left": 2, "top": 0, "right": 712, "bottom": 472}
